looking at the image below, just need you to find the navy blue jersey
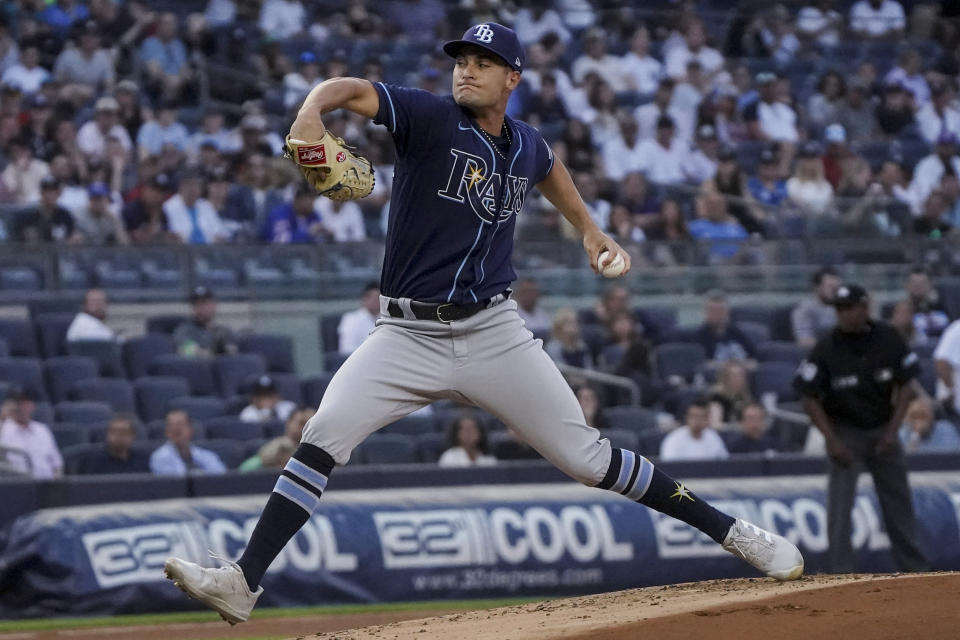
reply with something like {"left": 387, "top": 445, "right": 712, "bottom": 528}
{"left": 373, "top": 82, "right": 554, "bottom": 303}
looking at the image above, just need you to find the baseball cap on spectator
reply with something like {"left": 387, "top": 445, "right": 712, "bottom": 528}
{"left": 206, "top": 166, "right": 229, "bottom": 183}
{"left": 149, "top": 172, "right": 173, "bottom": 191}
{"left": 299, "top": 51, "right": 317, "bottom": 64}
{"left": 190, "top": 285, "right": 214, "bottom": 302}
{"left": 87, "top": 182, "right": 109, "bottom": 197}
{"left": 799, "top": 141, "right": 822, "bottom": 158}
{"left": 443, "top": 23, "right": 525, "bottom": 72}
{"left": 832, "top": 284, "right": 868, "bottom": 307}
{"left": 697, "top": 124, "right": 717, "bottom": 139}
{"left": 94, "top": 96, "right": 119, "bottom": 112}
{"left": 756, "top": 71, "right": 777, "bottom": 85}
{"left": 199, "top": 139, "right": 219, "bottom": 151}
{"left": 824, "top": 124, "right": 846, "bottom": 143}
{"left": 40, "top": 175, "right": 60, "bottom": 191}
{"left": 717, "top": 145, "right": 736, "bottom": 162}
{"left": 251, "top": 375, "right": 277, "bottom": 396}
{"left": 115, "top": 79, "right": 139, "bottom": 95}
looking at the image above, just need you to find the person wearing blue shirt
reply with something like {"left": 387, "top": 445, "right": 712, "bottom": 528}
{"left": 746, "top": 147, "right": 788, "bottom": 209}
{"left": 689, "top": 190, "right": 749, "bottom": 261}
{"left": 261, "top": 186, "right": 324, "bottom": 244}
{"left": 139, "top": 13, "right": 189, "bottom": 100}
{"left": 899, "top": 398, "right": 960, "bottom": 453}
{"left": 149, "top": 409, "right": 226, "bottom": 476}
{"left": 38, "top": 0, "right": 89, "bottom": 35}
{"left": 136, "top": 100, "right": 190, "bottom": 156}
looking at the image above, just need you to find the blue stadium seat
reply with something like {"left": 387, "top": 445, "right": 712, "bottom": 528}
{"left": 638, "top": 429, "right": 666, "bottom": 455}
{"left": 736, "top": 321, "right": 771, "bottom": 347}
{"left": 0, "top": 318, "right": 38, "bottom": 357}
{"left": 71, "top": 378, "right": 136, "bottom": 413}
{"left": 381, "top": 414, "right": 439, "bottom": 435}
{"left": 54, "top": 401, "right": 113, "bottom": 424}
{"left": 34, "top": 313, "right": 74, "bottom": 359}
{"left": 43, "top": 356, "right": 99, "bottom": 402}
{"left": 301, "top": 374, "right": 332, "bottom": 407}
{"left": 166, "top": 396, "right": 227, "bottom": 422}
{"left": 756, "top": 341, "right": 806, "bottom": 367}
{"left": 602, "top": 428, "right": 640, "bottom": 452}
{"left": 918, "top": 358, "right": 937, "bottom": 396}
{"left": 33, "top": 400, "right": 54, "bottom": 425}
{"left": 0, "top": 338, "right": 9, "bottom": 357}
{"left": 636, "top": 307, "right": 677, "bottom": 338}
{"left": 0, "top": 266, "right": 41, "bottom": 290}
{"left": 260, "top": 418, "right": 285, "bottom": 439}
{"left": 146, "top": 418, "right": 206, "bottom": 441}
{"left": 416, "top": 432, "right": 447, "bottom": 463}
{"left": 66, "top": 340, "right": 126, "bottom": 378}
{"left": 134, "top": 376, "right": 191, "bottom": 422}
{"left": 145, "top": 314, "right": 190, "bottom": 335}
{"left": 319, "top": 314, "right": 343, "bottom": 354}
{"left": 238, "top": 333, "right": 295, "bottom": 373}
{"left": 204, "top": 416, "right": 264, "bottom": 441}
{"left": 214, "top": 354, "right": 267, "bottom": 397}
{"left": 355, "top": 434, "right": 417, "bottom": 465}
{"left": 149, "top": 355, "right": 217, "bottom": 396}
{"left": 27, "top": 298, "right": 80, "bottom": 319}
{"left": 193, "top": 438, "right": 244, "bottom": 469}
{"left": 51, "top": 423, "right": 92, "bottom": 449}
{"left": 0, "top": 357, "right": 47, "bottom": 401}
{"left": 752, "top": 362, "right": 798, "bottom": 402}
{"left": 62, "top": 443, "right": 99, "bottom": 474}
{"left": 602, "top": 406, "right": 659, "bottom": 432}
{"left": 324, "top": 351, "right": 349, "bottom": 374}
{"left": 654, "top": 343, "right": 707, "bottom": 382}
{"left": 122, "top": 334, "right": 176, "bottom": 379}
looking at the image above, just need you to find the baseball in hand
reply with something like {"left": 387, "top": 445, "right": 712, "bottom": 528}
{"left": 598, "top": 250, "right": 626, "bottom": 278}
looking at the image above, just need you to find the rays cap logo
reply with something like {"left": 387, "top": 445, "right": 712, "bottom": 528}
{"left": 443, "top": 22, "right": 525, "bottom": 72}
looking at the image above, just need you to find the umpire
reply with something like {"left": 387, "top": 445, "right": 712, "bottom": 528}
{"left": 794, "top": 284, "right": 928, "bottom": 573}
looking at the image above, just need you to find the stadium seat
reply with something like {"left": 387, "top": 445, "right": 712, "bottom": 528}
{"left": 66, "top": 340, "right": 126, "bottom": 378}
{"left": 167, "top": 396, "right": 227, "bottom": 422}
{"left": 756, "top": 341, "right": 806, "bottom": 367}
{"left": 637, "top": 428, "right": 666, "bottom": 455}
{"left": 324, "top": 351, "right": 350, "bottom": 373}
{"left": 214, "top": 354, "right": 267, "bottom": 397}
{"left": 636, "top": 307, "right": 677, "bottom": 338}
{"left": 71, "top": 378, "right": 136, "bottom": 413}
{"left": 149, "top": 355, "right": 217, "bottom": 396}
{"left": 134, "top": 376, "right": 191, "bottom": 422}
{"left": 146, "top": 418, "right": 206, "bottom": 441}
{"left": 918, "top": 358, "right": 937, "bottom": 396}
{"left": 33, "top": 400, "right": 54, "bottom": 425}
{"left": 601, "top": 406, "right": 659, "bottom": 432}
{"left": 654, "top": 343, "right": 707, "bottom": 381}
{"left": 54, "top": 401, "right": 113, "bottom": 424}
{"left": 261, "top": 418, "right": 285, "bottom": 439}
{"left": 34, "top": 313, "right": 74, "bottom": 359}
{"left": 0, "top": 266, "right": 41, "bottom": 290}
{"left": 62, "top": 443, "right": 99, "bottom": 474}
{"left": 0, "top": 357, "right": 47, "bottom": 401}
{"left": 204, "top": 416, "right": 264, "bottom": 441}
{"left": 752, "top": 362, "right": 798, "bottom": 402}
{"left": 736, "top": 321, "right": 771, "bottom": 347}
{"left": 416, "top": 432, "right": 447, "bottom": 463}
{"left": 355, "top": 434, "right": 417, "bottom": 464}
{"left": 51, "top": 423, "right": 92, "bottom": 449}
{"left": 301, "top": 374, "right": 332, "bottom": 408}
{"left": 122, "top": 334, "right": 176, "bottom": 379}
{"left": 193, "top": 439, "right": 244, "bottom": 469}
{"left": 43, "top": 356, "right": 99, "bottom": 402}
{"left": 319, "top": 314, "right": 343, "bottom": 354}
{"left": 601, "top": 428, "right": 640, "bottom": 452}
{"left": 145, "top": 314, "right": 190, "bottom": 335}
{"left": 0, "top": 318, "right": 38, "bottom": 357}
{"left": 580, "top": 323, "right": 606, "bottom": 359}
{"left": 27, "top": 299, "right": 80, "bottom": 320}
{"left": 238, "top": 334, "right": 295, "bottom": 373}
{"left": 381, "top": 414, "right": 439, "bottom": 435}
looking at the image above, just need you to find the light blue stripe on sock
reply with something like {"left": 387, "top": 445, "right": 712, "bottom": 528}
{"left": 274, "top": 476, "right": 320, "bottom": 514}
{"left": 611, "top": 449, "right": 635, "bottom": 494}
{"left": 626, "top": 456, "right": 655, "bottom": 501}
{"left": 285, "top": 458, "right": 328, "bottom": 493}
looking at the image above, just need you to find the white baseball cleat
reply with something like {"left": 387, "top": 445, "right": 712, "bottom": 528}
{"left": 163, "top": 555, "right": 263, "bottom": 625}
{"left": 722, "top": 518, "right": 805, "bottom": 581}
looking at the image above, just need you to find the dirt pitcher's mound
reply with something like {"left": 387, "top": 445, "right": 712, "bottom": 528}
{"left": 300, "top": 573, "right": 959, "bottom": 640}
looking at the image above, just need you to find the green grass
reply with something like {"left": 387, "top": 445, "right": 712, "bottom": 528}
{"left": 0, "top": 597, "right": 542, "bottom": 633}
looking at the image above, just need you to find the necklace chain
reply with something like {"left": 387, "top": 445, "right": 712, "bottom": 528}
{"left": 478, "top": 121, "right": 512, "bottom": 160}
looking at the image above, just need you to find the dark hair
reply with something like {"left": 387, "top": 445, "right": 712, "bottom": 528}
{"left": 909, "top": 265, "right": 930, "bottom": 278}
{"left": 445, "top": 413, "right": 489, "bottom": 453}
{"left": 363, "top": 281, "right": 379, "bottom": 294}
{"left": 738, "top": 402, "right": 765, "bottom": 421}
{"left": 817, "top": 70, "right": 847, "bottom": 97}
{"left": 811, "top": 266, "right": 838, "bottom": 286}
{"left": 688, "top": 398, "right": 710, "bottom": 412}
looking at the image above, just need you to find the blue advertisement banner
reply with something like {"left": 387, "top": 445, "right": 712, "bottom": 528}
{"left": 1, "top": 474, "right": 959, "bottom": 618}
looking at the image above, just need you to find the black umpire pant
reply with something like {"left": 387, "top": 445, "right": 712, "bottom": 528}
{"left": 827, "top": 424, "right": 928, "bottom": 573}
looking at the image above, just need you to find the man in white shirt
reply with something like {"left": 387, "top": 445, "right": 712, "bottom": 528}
{"left": 337, "top": 282, "right": 380, "bottom": 355}
{"left": 934, "top": 319, "right": 960, "bottom": 415}
{"left": 53, "top": 21, "right": 114, "bottom": 98}
{"left": 163, "top": 173, "right": 227, "bottom": 244}
{"left": 0, "top": 44, "right": 49, "bottom": 94}
{"left": 664, "top": 20, "right": 724, "bottom": 81}
{"left": 635, "top": 79, "right": 692, "bottom": 143}
{"left": 684, "top": 124, "right": 720, "bottom": 184}
{"left": 660, "top": 399, "right": 730, "bottom": 461}
{"left": 601, "top": 111, "right": 646, "bottom": 181}
{"left": 917, "top": 82, "right": 960, "bottom": 145}
{"left": 619, "top": 25, "right": 663, "bottom": 96}
{"left": 239, "top": 375, "right": 297, "bottom": 424}
{"left": 258, "top": 0, "right": 305, "bottom": 40}
{"left": 637, "top": 116, "right": 690, "bottom": 185}
{"left": 0, "top": 388, "right": 63, "bottom": 479}
{"left": 796, "top": 0, "right": 844, "bottom": 47}
{"left": 76, "top": 96, "right": 133, "bottom": 160}
{"left": 513, "top": 5, "right": 571, "bottom": 46}
{"left": 571, "top": 27, "right": 626, "bottom": 91}
{"left": 905, "top": 133, "right": 960, "bottom": 215}
{"left": 283, "top": 51, "right": 323, "bottom": 111}
{"left": 850, "top": 0, "right": 905, "bottom": 39}
{"left": 314, "top": 198, "right": 366, "bottom": 242}
{"left": 66, "top": 288, "right": 116, "bottom": 342}
{"left": 744, "top": 72, "right": 799, "bottom": 143}
{"left": 136, "top": 100, "right": 190, "bottom": 158}
{"left": 884, "top": 49, "right": 930, "bottom": 107}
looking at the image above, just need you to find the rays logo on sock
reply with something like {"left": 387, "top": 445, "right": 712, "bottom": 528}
{"left": 671, "top": 481, "right": 695, "bottom": 502}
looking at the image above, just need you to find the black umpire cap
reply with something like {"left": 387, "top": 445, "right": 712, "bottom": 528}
{"left": 443, "top": 23, "right": 525, "bottom": 72}
{"left": 190, "top": 285, "right": 214, "bottom": 302}
{"left": 832, "top": 284, "right": 868, "bottom": 307}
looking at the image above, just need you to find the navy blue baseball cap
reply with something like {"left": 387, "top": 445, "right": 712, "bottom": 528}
{"left": 443, "top": 23, "right": 525, "bottom": 72}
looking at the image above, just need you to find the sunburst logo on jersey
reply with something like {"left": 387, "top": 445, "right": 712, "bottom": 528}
{"left": 671, "top": 481, "right": 694, "bottom": 502}
{"left": 466, "top": 165, "right": 485, "bottom": 190}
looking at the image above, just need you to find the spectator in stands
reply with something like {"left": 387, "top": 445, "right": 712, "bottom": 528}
{"left": 836, "top": 80, "right": 877, "bottom": 144}
{"left": 14, "top": 176, "right": 79, "bottom": 243}
{"left": 899, "top": 397, "right": 960, "bottom": 453}
{"left": 786, "top": 142, "right": 837, "bottom": 233}
{"left": 139, "top": 13, "right": 191, "bottom": 101}
{"left": 689, "top": 190, "right": 749, "bottom": 262}
{"left": 727, "top": 403, "right": 779, "bottom": 454}
{"left": 619, "top": 171, "right": 661, "bottom": 220}
{"left": 875, "top": 82, "right": 916, "bottom": 137}
{"left": 684, "top": 124, "right": 720, "bottom": 185}
{"left": 665, "top": 19, "right": 724, "bottom": 82}
{"left": 905, "top": 266, "right": 952, "bottom": 344}
{"left": 694, "top": 290, "right": 757, "bottom": 365}
{"left": 22, "top": 93, "right": 56, "bottom": 161}
{"left": 744, "top": 72, "right": 799, "bottom": 144}
{"left": 113, "top": 80, "right": 144, "bottom": 141}
{"left": 575, "top": 384, "right": 610, "bottom": 430}
{"left": 337, "top": 281, "right": 380, "bottom": 355}
{"left": 572, "top": 28, "right": 625, "bottom": 91}
{"left": 76, "top": 96, "right": 133, "bottom": 160}
{"left": 793, "top": 266, "right": 840, "bottom": 348}
{"left": 747, "top": 147, "right": 788, "bottom": 210}
{"left": 907, "top": 132, "right": 960, "bottom": 216}
{"left": 0, "top": 388, "right": 62, "bottom": 479}
{"left": 76, "top": 414, "right": 150, "bottom": 474}
{"left": 748, "top": 4, "right": 800, "bottom": 66}
{"left": 637, "top": 115, "right": 689, "bottom": 185}
{"left": 66, "top": 288, "right": 115, "bottom": 342}
{"left": 39, "top": 0, "right": 89, "bottom": 34}
{"left": 704, "top": 146, "right": 765, "bottom": 235}
{"left": 438, "top": 414, "right": 496, "bottom": 468}
{"left": 917, "top": 81, "right": 960, "bottom": 146}
{"left": 608, "top": 205, "right": 644, "bottom": 244}
{"left": 884, "top": 48, "right": 930, "bottom": 107}
{"left": 513, "top": 278, "right": 551, "bottom": 336}
{"left": 239, "top": 375, "right": 297, "bottom": 424}
{"left": 807, "top": 71, "right": 846, "bottom": 134}
{"left": 513, "top": 2, "right": 571, "bottom": 46}
{"left": 0, "top": 23, "right": 16, "bottom": 77}
{"left": 123, "top": 172, "right": 176, "bottom": 244}
{"left": 890, "top": 299, "right": 916, "bottom": 345}
{"left": 315, "top": 197, "right": 367, "bottom": 242}
{"left": 850, "top": 0, "right": 906, "bottom": 39}
{"left": 573, "top": 170, "right": 611, "bottom": 231}
{"left": 74, "top": 182, "right": 129, "bottom": 245}
{"left": 619, "top": 24, "right": 662, "bottom": 96}
{"left": 546, "top": 308, "right": 594, "bottom": 369}
{"left": 913, "top": 189, "right": 953, "bottom": 237}
{"left": 591, "top": 284, "right": 631, "bottom": 328}
{"left": 0, "top": 44, "right": 49, "bottom": 95}
{"left": 262, "top": 185, "right": 323, "bottom": 244}
{"left": 523, "top": 72, "right": 567, "bottom": 131}
{"left": 189, "top": 110, "right": 233, "bottom": 158}
{"left": 149, "top": 409, "right": 226, "bottom": 476}
{"left": 821, "top": 124, "right": 852, "bottom": 190}
{"left": 660, "top": 399, "right": 730, "bottom": 460}
{"left": 601, "top": 110, "right": 645, "bottom": 182}
{"left": 233, "top": 114, "right": 283, "bottom": 157}
{"left": 586, "top": 79, "right": 620, "bottom": 147}
{"left": 239, "top": 407, "right": 312, "bottom": 472}
{"left": 259, "top": 0, "right": 306, "bottom": 40}
{"left": 644, "top": 199, "right": 691, "bottom": 266}
{"left": 796, "top": 0, "right": 844, "bottom": 48}
{"left": 53, "top": 21, "right": 113, "bottom": 104}
{"left": 173, "top": 286, "right": 237, "bottom": 358}
{"left": 163, "top": 173, "right": 226, "bottom": 244}
{"left": 136, "top": 100, "right": 190, "bottom": 158}
{"left": 283, "top": 51, "right": 323, "bottom": 112}
{"left": 708, "top": 360, "right": 754, "bottom": 427}
{"left": 635, "top": 79, "right": 689, "bottom": 143}
{"left": 1, "top": 138, "right": 50, "bottom": 205}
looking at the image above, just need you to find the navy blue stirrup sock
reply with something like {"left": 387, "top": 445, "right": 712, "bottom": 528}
{"left": 596, "top": 448, "right": 735, "bottom": 544}
{"left": 237, "top": 443, "right": 335, "bottom": 591}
